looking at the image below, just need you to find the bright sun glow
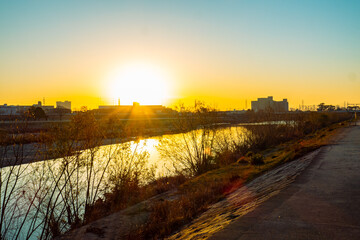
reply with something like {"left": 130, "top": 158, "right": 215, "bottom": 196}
{"left": 107, "top": 62, "right": 172, "bottom": 105}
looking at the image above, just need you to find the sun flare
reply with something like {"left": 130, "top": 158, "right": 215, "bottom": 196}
{"left": 106, "top": 62, "right": 172, "bottom": 105}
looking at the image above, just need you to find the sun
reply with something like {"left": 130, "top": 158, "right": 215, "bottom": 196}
{"left": 106, "top": 62, "right": 172, "bottom": 105}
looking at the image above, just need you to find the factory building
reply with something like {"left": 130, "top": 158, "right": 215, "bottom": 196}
{"left": 251, "top": 96, "right": 288, "bottom": 112}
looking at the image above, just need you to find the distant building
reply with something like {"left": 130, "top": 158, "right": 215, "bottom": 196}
{"left": 97, "top": 102, "right": 175, "bottom": 116}
{"left": 0, "top": 104, "right": 18, "bottom": 115}
{"left": 56, "top": 101, "right": 71, "bottom": 111}
{"left": 251, "top": 96, "right": 288, "bottom": 112}
{"left": 0, "top": 101, "right": 55, "bottom": 116}
{"left": 33, "top": 101, "right": 55, "bottom": 112}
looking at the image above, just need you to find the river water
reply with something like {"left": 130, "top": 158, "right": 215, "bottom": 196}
{"left": 0, "top": 123, "right": 271, "bottom": 239}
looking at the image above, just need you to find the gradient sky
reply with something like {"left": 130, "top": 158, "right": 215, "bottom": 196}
{"left": 1, "top": 0, "right": 359, "bottom": 110}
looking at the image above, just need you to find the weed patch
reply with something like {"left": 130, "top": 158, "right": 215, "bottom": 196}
{"left": 129, "top": 120, "right": 348, "bottom": 239}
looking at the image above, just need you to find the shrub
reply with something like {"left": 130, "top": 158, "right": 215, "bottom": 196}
{"left": 131, "top": 179, "right": 226, "bottom": 239}
{"left": 250, "top": 153, "right": 264, "bottom": 165}
{"left": 157, "top": 102, "right": 219, "bottom": 176}
{"left": 245, "top": 151, "right": 254, "bottom": 157}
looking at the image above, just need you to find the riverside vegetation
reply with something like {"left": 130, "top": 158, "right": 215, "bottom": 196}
{"left": 0, "top": 105, "right": 353, "bottom": 239}
{"left": 129, "top": 107, "right": 353, "bottom": 239}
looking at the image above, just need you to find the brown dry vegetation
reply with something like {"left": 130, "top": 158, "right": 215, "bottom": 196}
{"left": 63, "top": 111, "right": 351, "bottom": 239}
{"left": 128, "top": 113, "right": 351, "bottom": 239}
{"left": 0, "top": 110, "right": 353, "bottom": 239}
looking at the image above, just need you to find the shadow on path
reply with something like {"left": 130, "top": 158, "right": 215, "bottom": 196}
{"left": 210, "top": 124, "right": 360, "bottom": 240}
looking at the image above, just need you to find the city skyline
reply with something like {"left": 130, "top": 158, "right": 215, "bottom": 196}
{"left": 1, "top": 0, "right": 360, "bottom": 109}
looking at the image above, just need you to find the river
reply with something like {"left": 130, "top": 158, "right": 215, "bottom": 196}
{"left": 0, "top": 122, "right": 285, "bottom": 239}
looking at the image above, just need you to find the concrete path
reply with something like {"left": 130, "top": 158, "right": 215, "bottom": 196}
{"left": 210, "top": 124, "right": 360, "bottom": 240}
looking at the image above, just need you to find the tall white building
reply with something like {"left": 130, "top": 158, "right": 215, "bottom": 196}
{"left": 251, "top": 96, "right": 288, "bottom": 112}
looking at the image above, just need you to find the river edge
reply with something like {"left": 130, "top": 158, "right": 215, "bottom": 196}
{"left": 0, "top": 124, "right": 203, "bottom": 169}
{"left": 56, "top": 121, "right": 350, "bottom": 239}
{"left": 0, "top": 121, "right": 268, "bottom": 169}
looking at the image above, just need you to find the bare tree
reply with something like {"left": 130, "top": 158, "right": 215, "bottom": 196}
{"left": 157, "top": 102, "right": 219, "bottom": 176}
{"left": 0, "top": 111, "right": 152, "bottom": 239}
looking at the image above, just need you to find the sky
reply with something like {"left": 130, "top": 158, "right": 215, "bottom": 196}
{"left": 0, "top": 0, "right": 359, "bottom": 110}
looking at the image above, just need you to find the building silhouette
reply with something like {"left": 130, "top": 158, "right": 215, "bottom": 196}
{"left": 56, "top": 101, "right": 71, "bottom": 110}
{"left": 97, "top": 102, "right": 175, "bottom": 117}
{"left": 0, "top": 101, "right": 55, "bottom": 116}
{"left": 251, "top": 96, "right": 288, "bottom": 112}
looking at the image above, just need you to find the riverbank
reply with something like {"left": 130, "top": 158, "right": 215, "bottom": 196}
{"left": 209, "top": 121, "right": 360, "bottom": 240}
{"left": 1, "top": 112, "right": 352, "bottom": 239}
{"left": 57, "top": 120, "right": 350, "bottom": 239}
{"left": 0, "top": 122, "right": 239, "bottom": 168}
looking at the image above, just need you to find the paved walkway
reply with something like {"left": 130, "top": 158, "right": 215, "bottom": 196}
{"left": 210, "top": 124, "right": 360, "bottom": 240}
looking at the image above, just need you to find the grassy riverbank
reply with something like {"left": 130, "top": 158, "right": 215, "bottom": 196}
{"left": 57, "top": 111, "right": 351, "bottom": 239}
{"left": 0, "top": 110, "right": 352, "bottom": 239}
{"left": 60, "top": 112, "right": 352, "bottom": 239}
{"left": 129, "top": 120, "right": 350, "bottom": 239}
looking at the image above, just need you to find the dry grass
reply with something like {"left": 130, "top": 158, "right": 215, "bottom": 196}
{"left": 129, "top": 179, "right": 227, "bottom": 239}
{"left": 129, "top": 120, "right": 347, "bottom": 239}
{"left": 83, "top": 174, "right": 189, "bottom": 224}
